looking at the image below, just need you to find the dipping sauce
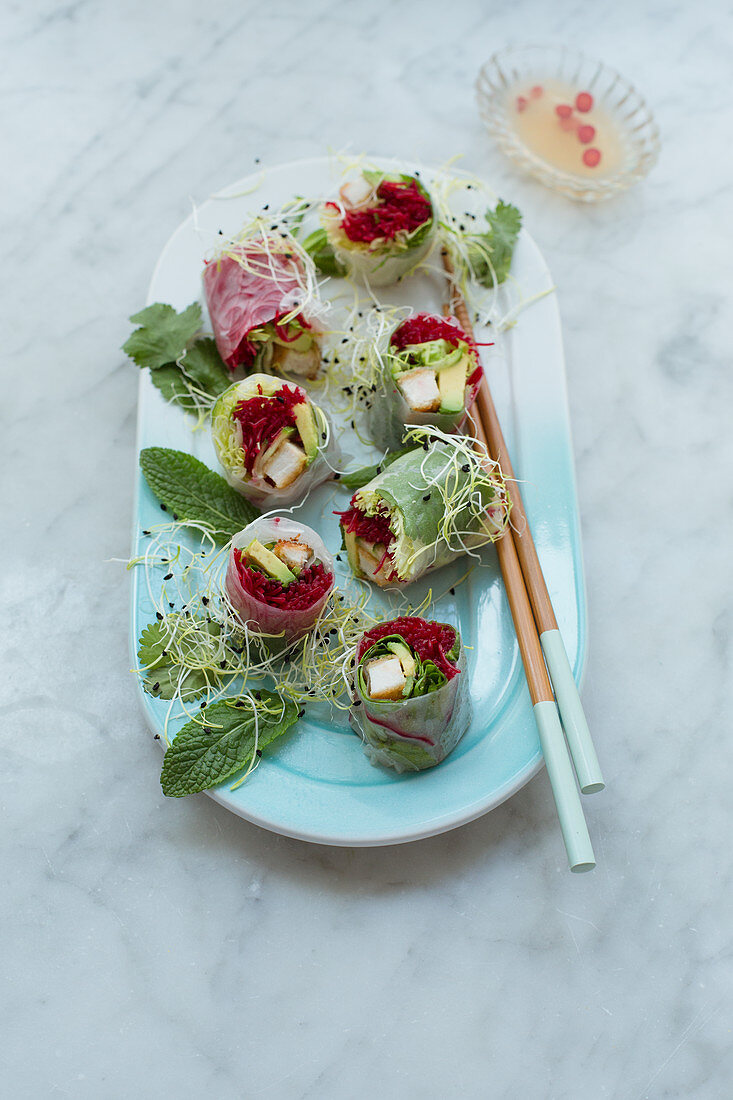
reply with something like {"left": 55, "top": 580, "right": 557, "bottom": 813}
{"left": 508, "top": 79, "right": 627, "bottom": 178}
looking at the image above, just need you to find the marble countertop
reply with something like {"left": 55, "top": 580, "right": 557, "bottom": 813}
{"left": 3, "top": 1, "right": 731, "bottom": 1096}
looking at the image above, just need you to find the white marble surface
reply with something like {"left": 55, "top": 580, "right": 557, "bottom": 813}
{"left": 2, "top": 1, "right": 732, "bottom": 1096}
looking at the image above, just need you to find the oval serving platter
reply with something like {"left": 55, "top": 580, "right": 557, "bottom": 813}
{"left": 130, "top": 156, "right": 587, "bottom": 846}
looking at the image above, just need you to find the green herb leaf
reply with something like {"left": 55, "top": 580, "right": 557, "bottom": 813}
{"left": 339, "top": 445, "right": 415, "bottom": 490}
{"left": 160, "top": 693, "right": 299, "bottom": 796}
{"left": 140, "top": 447, "right": 258, "bottom": 540}
{"left": 465, "top": 201, "right": 522, "bottom": 288}
{"left": 302, "top": 228, "right": 346, "bottom": 277}
{"left": 123, "top": 302, "right": 203, "bottom": 371}
{"left": 179, "top": 338, "right": 232, "bottom": 399}
{"left": 138, "top": 617, "right": 221, "bottom": 700}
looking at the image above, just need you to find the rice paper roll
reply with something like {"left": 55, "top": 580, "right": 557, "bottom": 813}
{"left": 349, "top": 617, "right": 471, "bottom": 772}
{"left": 368, "top": 313, "right": 484, "bottom": 450}
{"left": 338, "top": 440, "right": 507, "bottom": 587}
{"left": 321, "top": 170, "right": 436, "bottom": 287}
{"left": 203, "top": 231, "right": 323, "bottom": 379}
{"left": 225, "top": 516, "right": 335, "bottom": 644}
{"left": 212, "top": 374, "right": 335, "bottom": 507}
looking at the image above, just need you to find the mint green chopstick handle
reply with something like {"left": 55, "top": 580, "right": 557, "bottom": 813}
{"left": 533, "top": 701, "right": 595, "bottom": 873}
{"left": 540, "top": 629, "right": 604, "bottom": 794}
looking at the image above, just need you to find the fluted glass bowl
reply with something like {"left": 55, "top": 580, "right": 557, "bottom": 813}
{"left": 476, "top": 45, "right": 660, "bottom": 202}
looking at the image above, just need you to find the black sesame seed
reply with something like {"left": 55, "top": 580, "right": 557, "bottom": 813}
{"left": 154, "top": 733, "right": 160, "bottom": 740}
{"left": 263, "top": 203, "right": 269, "bottom": 210}
{"left": 155, "top": 612, "right": 163, "bottom": 621}
{"left": 163, "top": 572, "right": 173, "bottom": 580}
{"left": 255, "top": 749, "right": 263, "bottom": 757}
{"left": 142, "top": 529, "right": 150, "bottom": 536}
{"left": 353, "top": 699, "right": 362, "bottom": 706}
{"left": 160, "top": 504, "right": 167, "bottom": 511}
{"left": 220, "top": 660, "right": 227, "bottom": 668}
{"left": 298, "top": 709, "right": 305, "bottom": 717}
{"left": 423, "top": 494, "right": 431, "bottom": 501}
{"left": 450, "top": 587, "right": 455, "bottom": 595}
{"left": 168, "top": 602, "right": 174, "bottom": 609}
{"left": 202, "top": 596, "right": 209, "bottom": 606}
{"left": 334, "top": 473, "right": 341, "bottom": 481}
{"left": 462, "top": 464, "right": 470, "bottom": 472}
{"left": 153, "top": 681, "right": 160, "bottom": 691}
{"left": 336, "top": 554, "right": 342, "bottom": 562}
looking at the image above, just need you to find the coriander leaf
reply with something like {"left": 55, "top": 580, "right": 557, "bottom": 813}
{"left": 160, "top": 692, "right": 299, "bottom": 797}
{"left": 302, "top": 228, "right": 346, "bottom": 277}
{"left": 148, "top": 364, "right": 200, "bottom": 411}
{"left": 465, "top": 201, "right": 522, "bottom": 288}
{"left": 339, "top": 445, "right": 415, "bottom": 490}
{"left": 179, "top": 338, "right": 231, "bottom": 400}
{"left": 140, "top": 447, "right": 258, "bottom": 540}
{"left": 123, "top": 302, "right": 202, "bottom": 371}
{"left": 138, "top": 617, "right": 221, "bottom": 700}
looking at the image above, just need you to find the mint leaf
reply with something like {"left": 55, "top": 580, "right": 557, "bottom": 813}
{"left": 465, "top": 201, "right": 522, "bottom": 287}
{"left": 339, "top": 445, "right": 414, "bottom": 490}
{"left": 160, "top": 693, "right": 299, "bottom": 796}
{"left": 140, "top": 447, "right": 258, "bottom": 540}
{"left": 138, "top": 617, "right": 221, "bottom": 700}
{"left": 123, "top": 302, "right": 202, "bottom": 371}
{"left": 302, "top": 228, "right": 346, "bottom": 277}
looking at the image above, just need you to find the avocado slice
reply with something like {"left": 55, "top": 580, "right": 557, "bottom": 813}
{"left": 343, "top": 528, "right": 360, "bottom": 574}
{"left": 438, "top": 353, "right": 469, "bottom": 415}
{"left": 386, "top": 640, "right": 417, "bottom": 678}
{"left": 293, "top": 401, "right": 319, "bottom": 459}
{"left": 244, "top": 539, "right": 296, "bottom": 585}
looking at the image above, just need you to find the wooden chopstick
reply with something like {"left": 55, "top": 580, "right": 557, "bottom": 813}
{"left": 442, "top": 249, "right": 604, "bottom": 795}
{"left": 470, "top": 417, "right": 595, "bottom": 871}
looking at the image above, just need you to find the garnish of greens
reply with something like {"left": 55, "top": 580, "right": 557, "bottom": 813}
{"left": 140, "top": 447, "right": 258, "bottom": 541}
{"left": 123, "top": 302, "right": 231, "bottom": 412}
{"left": 160, "top": 693, "right": 299, "bottom": 797}
{"left": 302, "top": 228, "right": 347, "bottom": 277}
{"left": 462, "top": 201, "right": 522, "bottom": 288}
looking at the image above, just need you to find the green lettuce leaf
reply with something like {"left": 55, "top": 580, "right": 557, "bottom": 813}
{"left": 465, "top": 201, "right": 522, "bottom": 287}
{"left": 302, "top": 228, "right": 346, "bottom": 277}
{"left": 160, "top": 693, "right": 299, "bottom": 796}
{"left": 339, "top": 446, "right": 414, "bottom": 490}
{"left": 123, "top": 302, "right": 203, "bottom": 371}
{"left": 140, "top": 447, "right": 258, "bottom": 540}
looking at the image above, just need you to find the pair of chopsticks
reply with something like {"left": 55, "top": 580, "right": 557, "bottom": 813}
{"left": 442, "top": 250, "right": 603, "bottom": 873}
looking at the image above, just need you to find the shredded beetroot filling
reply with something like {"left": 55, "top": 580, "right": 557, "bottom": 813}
{"left": 234, "top": 555, "right": 333, "bottom": 610}
{"left": 336, "top": 505, "right": 394, "bottom": 546}
{"left": 391, "top": 313, "right": 471, "bottom": 351}
{"left": 338, "top": 180, "right": 431, "bottom": 244}
{"left": 232, "top": 384, "right": 306, "bottom": 473}
{"left": 358, "top": 617, "right": 460, "bottom": 680}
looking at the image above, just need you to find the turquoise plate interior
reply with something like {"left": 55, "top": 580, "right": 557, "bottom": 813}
{"left": 130, "top": 156, "right": 587, "bottom": 846}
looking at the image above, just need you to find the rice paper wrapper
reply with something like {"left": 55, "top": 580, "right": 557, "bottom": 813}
{"left": 330, "top": 224, "right": 436, "bottom": 288}
{"left": 211, "top": 377, "right": 338, "bottom": 508}
{"left": 203, "top": 248, "right": 310, "bottom": 369}
{"left": 354, "top": 443, "right": 502, "bottom": 583}
{"left": 349, "top": 636, "right": 471, "bottom": 772}
{"left": 368, "top": 366, "right": 483, "bottom": 452}
{"left": 225, "top": 516, "right": 334, "bottom": 644}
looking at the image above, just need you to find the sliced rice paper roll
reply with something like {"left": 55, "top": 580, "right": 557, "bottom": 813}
{"left": 212, "top": 374, "right": 335, "bottom": 507}
{"left": 225, "top": 517, "right": 335, "bottom": 645}
{"left": 203, "top": 230, "right": 323, "bottom": 379}
{"left": 321, "top": 169, "right": 436, "bottom": 287}
{"left": 368, "top": 313, "right": 484, "bottom": 450}
{"left": 337, "top": 438, "right": 507, "bottom": 587}
{"left": 349, "top": 617, "right": 471, "bottom": 772}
